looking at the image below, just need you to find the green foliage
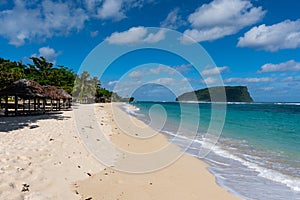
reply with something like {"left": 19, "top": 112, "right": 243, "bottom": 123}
{"left": 73, "top": 71, "right": 100, "bottom": 103}
{"left": 0, "top": 56, "right": 131, "bottom": 102}
{"left": 96, "top": 87, "right": 113, "bottom": 99}
{"left": 0, "top": 56, "right": 75, "bottom": 94}
{"left": 0, "top": 58, "right": 26, "bottom": 90}
{"left": 26, "top": 57, "right": 75, "bottom": 93}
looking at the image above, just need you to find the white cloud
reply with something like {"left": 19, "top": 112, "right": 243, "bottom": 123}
{"left": 128, "top": 70, "right": 145, "bottom": 79}
{"left": 105, "top": 26, "right": 166, "bottom": 45}
{"left": 173, "top": 64, "right": 193, "bottom": 73}
{"left": 203, "top": 77, "right": 218, "bottom": 85}
{"left": 160, "top": 8, "right": 185, "bottom": 29}
{"left": 31, "top": 46, "right": 60, "bottom": 64}
{"left": 108, "top": 80, "right": 119, "bottom": 85}
{"left": 238, "top": 20, "right": 300, "bottom": 51}
{"left": 225, "top": 77, "right": 276, "bottom": 83}
{"left": 0, "top": 0, "right": 157, "bottom": 46}
{"left": 148, "top": 64, "right": 176, "bottom": 75}
{"left": 143, "top": 29, "right": 166, "bottom": 43}
{"left": 258, "top": 60, "right": 300, "bottom": 73}
{"left": 0, "top": 0, "right": 88, "bottom": 46}
{"left": 182, "top": 0, "right": 266, "bottom": 42}
{"left": 258, "top": 87, "right": 274, "bottom": 91}
{"left": 201, "top": 66, "right": 229, "bottom": 76}
{"left": 150, "top": 77, "right": 175, "bottom": 86}
{"left": 96, "top": 0, "right": 125, "bottom": 20}
{"left": 281, "top": 76, "right": 300, "bottom": 83}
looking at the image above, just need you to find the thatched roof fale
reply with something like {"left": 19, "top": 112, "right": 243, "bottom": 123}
{"left": 0, "top": 79, "right": 44, "bottom": 97}
{"left": 57, "top": 88, "right": 72, "bottom": 99}
{"left": 43, "top": 85, "right": 64, "bottom": 99}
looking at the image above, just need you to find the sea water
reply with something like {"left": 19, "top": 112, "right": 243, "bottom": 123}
{"left": 121, "top": 102, "right": 300, "bottom": 200}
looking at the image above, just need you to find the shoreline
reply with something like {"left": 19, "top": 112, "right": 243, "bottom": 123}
{"left": 75, "top": 103, "right": 241, "bottom": 200}
{"left": 0, "top": 103, "right": 241, "bottom": 199}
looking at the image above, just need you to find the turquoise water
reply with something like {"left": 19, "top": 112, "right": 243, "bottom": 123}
{"left": 123, "top": 102, "right": 300, "bottom": 200}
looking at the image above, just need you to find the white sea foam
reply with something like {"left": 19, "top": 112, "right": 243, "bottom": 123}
{"left": 122, "top": 103, "right": 140, "bottom": 116}
{"left": 158, "top": 128, "right": 300, "bottom": 192}
{"left": 208, "top": 144, "right": 300, "bottom": 192}
{"left": 273, "top": 102, "right": 300, "bottom": 106}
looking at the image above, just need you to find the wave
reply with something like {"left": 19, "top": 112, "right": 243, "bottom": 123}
{"left": 161, "top": 129, "right": 300, "bottom": 192}
{"left": 273, "top": 102, "right": 300, "bottom": 106}
{"left": 121, "top": 103, "right": 140, "bottom": 116}
{"left": 207, "top": 143, "right": 300, "bottom": 192}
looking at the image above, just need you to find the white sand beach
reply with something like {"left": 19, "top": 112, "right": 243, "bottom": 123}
{"left": 0, "top": 103, "right": 240, "bottom": 200}
{"left": 0, "top": 107, "right": 103, "bottom": 200}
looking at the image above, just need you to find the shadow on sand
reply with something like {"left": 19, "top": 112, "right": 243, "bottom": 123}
{"left": 0, "top": 112, "right": 71, "bottom": 132}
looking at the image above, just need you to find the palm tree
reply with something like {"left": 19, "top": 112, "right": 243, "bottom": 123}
{"left": 73, "top": 71, "right": 100, "bottom": 103}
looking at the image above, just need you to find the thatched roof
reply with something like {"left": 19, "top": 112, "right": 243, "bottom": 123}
{"left": 57, "top": 88, "right": 72, "bottom": 99}
{"left": 0, "top": 79, "right": 44, "bottom": 97}
{"left": 43, "top": 85, "right": 64, "bottom": 99}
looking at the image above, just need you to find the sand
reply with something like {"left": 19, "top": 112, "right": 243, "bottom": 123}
{"left": 75, "top": 103, "right": 240, "bottom": 200}
{"left": 0, "top": 106, "right": 103, "bottom": 200}
{"left": 0, "top": 103, "right": 240, "bottom": 200}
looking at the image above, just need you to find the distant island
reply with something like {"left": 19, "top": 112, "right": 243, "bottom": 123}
{"left": 176, "top": 86, "right": 253, "bottom": 102}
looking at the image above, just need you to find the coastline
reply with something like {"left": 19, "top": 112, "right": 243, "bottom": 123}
{"left": 0, "top": 103, "right": 240, "bottom": 199}
{"left": 75, "top": 103, "right": 241, "bottom": 200}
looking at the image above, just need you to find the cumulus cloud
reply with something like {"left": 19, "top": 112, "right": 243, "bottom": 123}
{"left": 182, "top": 0, "right": 266, "bottom": 42}
{"left": 281, "top": 76, "right": 300, "bottom": 82}
{"left": 0, "top": 0, "right": 156, "bottom": 46}
{"left": 203, "top": 77, "right": 218, "bottom": 85}
{"left": 201, "top": 66, "right": 229, "bottom": 76}
{"left": 105, "top": 26, "right": 166, "bottom": 45}
{"left": 224, "top": 77, "right": 276, "bottom": 83}
{"left": 258, "top": 60, "right": 300, "bottom": 73}
{"left": 0, "top": 0, "right": 88, "bottom": 46}
{"left": 238, "top": 19, "right": 300, "bottom": 51}
{"left": 128, "top": 64, "right": 192, "bottom": 79}
{"left": 150, "top": 77, "right": 176, "bottom": 86}
{"left": 108, "top": 80, "right": 119, "bottom": 85}
{"left": 31, "top": 46, "right": 60, "bottom": 64}
{"left": 128, "top": 70, "right": 145, "bottom": 79}
{"left": 173, "top": 64, "right": 193, "bottom": 73}
{"left": 160, "top": 8, "right": 185, "bottom": 29}
{"left": 96, "top": 0, "right": 125, "bottom": 20}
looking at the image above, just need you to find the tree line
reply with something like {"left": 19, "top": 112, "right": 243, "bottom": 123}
{"left": 0, "top": 57, "right": 134, "bottom": 103}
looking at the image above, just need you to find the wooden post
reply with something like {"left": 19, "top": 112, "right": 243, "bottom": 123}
{"left": 43, "top": 98, "right": 46, "bottom": 113}
{"left": 34, "top": 98, "right": 36, "bottom": 111}
{"left": 50, "top": 99, "right": 53, "bottom": 111}
{"left": 23, "top": 98, "right": 25, "bottom": 111}
{"left": 58, "top": 99, "right": 61, "bottom": 111}
{"left": 5, "top": 96, "right": 8, "bottom": 116}
{"left": 15, "top": 95, "right": 18, "bottom": 116}
{"left": 68, "top": 98, "right": 71, "bottom": 108}
{"left": 38, "top": 98, "right": 40, "bottom": 109}
{"left": 28, "top": 98, "right": 31, "bottom": 114}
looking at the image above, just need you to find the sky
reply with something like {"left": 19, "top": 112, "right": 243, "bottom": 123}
{"left": 1, "top": 0, "right": 300, "bottom": 102}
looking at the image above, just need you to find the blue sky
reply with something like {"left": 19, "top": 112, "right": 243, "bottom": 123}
{"left": 1, "top": 0, "right": 300, "bottom": 102}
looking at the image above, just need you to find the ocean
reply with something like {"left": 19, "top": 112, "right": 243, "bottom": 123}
{"left": 121, "top": 102, "right": 300, "bottom": 200}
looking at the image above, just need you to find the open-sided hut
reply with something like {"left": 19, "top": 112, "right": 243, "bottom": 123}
{"left": 43, "top": 85, "right": 64, "bottom": 111}
{"left": 0, "top": 79, "right": 45, "bottom": 116}
{"left": 57, "top": 88, "right": 72, "bottom": 109}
